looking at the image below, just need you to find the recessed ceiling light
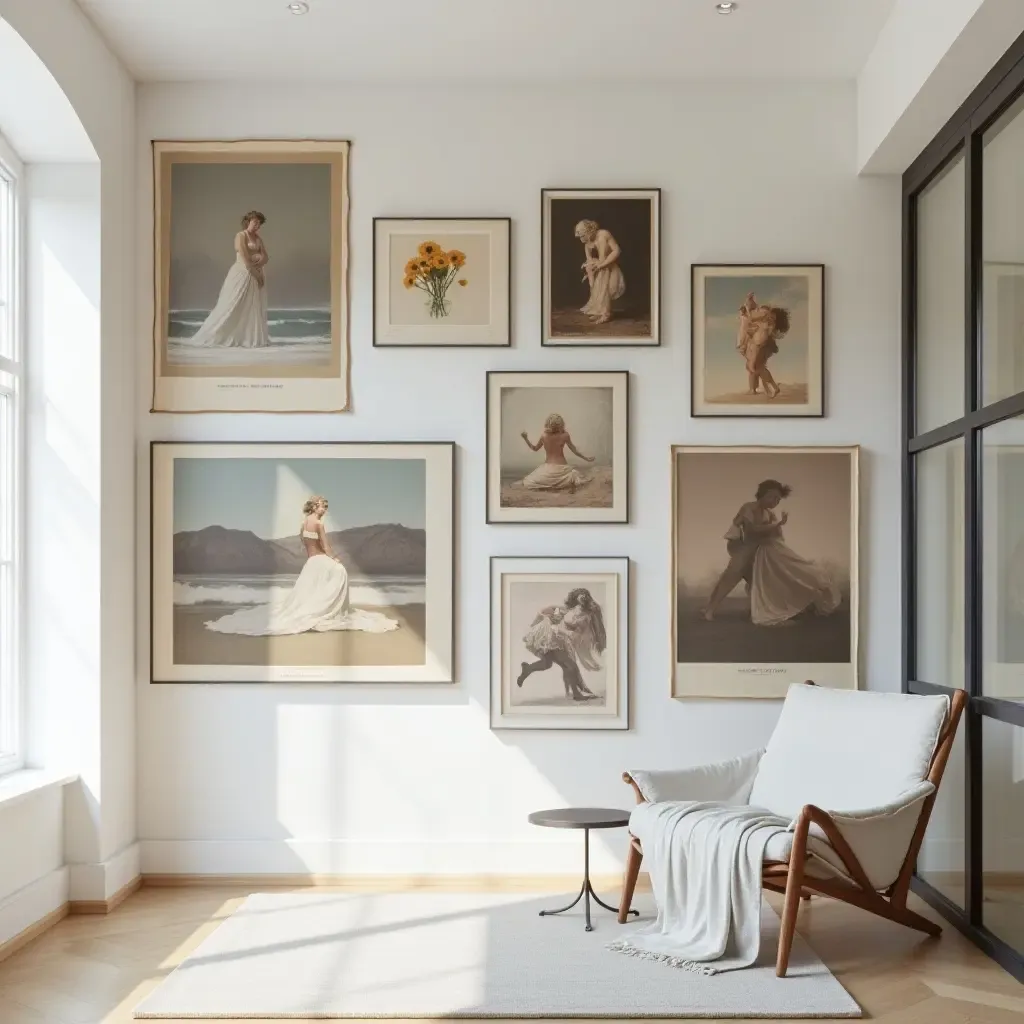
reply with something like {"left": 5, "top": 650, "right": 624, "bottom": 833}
{"left": 287, "top": 1, "right": 310, "bottom": 13}
{"left": 715, "top": 1, "right": 738, "bottom": 12}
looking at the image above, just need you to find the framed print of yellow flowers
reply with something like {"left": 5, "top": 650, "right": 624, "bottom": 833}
{"left": 403, "top": 241, "right": 468, "bottom": 319}
{"left": 374, "top": 218, "right": 511, "bottom": 347}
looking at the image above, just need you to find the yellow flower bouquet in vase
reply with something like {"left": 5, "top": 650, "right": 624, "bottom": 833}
{"left": 403, "top": 240, "right": 467, "bottom": 319}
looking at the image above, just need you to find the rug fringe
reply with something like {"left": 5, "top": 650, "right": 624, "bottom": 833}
{"left": 606, "top": 939, "right": 718, "bottom": 975}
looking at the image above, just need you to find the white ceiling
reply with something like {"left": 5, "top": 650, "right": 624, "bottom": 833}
{"left": 76, "top": 0, "right": 897, "bottom": 83}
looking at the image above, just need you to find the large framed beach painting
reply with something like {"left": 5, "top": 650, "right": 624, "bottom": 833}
{"left": 490, "top": 556, "right": 629, "bottom": 730}
{"left": 152, "top": 140, "right": 350, "bottom": 413}
{"left": 486, "top": 371, "right": 629, "bottom": 524}
{"left": 672, "top": 445, "right": 858, "bottom": 698}
{"left": 541, "top": 189, "right": 660, "bottom": 347}
{"left": 691, "top": 264, "right": 824, "bottom": 417}
{"left": 150, "top": 442, "right": 454, "bottom": 684}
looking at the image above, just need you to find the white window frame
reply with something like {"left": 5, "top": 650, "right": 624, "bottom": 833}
{"left": 0, "top": 132, "right": 24, "bottom": 776}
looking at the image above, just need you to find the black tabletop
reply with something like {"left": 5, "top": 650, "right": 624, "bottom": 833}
{"left": 528, "top": 807, "right": 632, "bottom": 829}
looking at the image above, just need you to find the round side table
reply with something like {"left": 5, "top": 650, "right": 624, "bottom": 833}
{"left": 527, "top": 807, "right": 640, "bottom": 932}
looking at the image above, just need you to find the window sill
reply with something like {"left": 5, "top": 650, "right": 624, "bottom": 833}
{"left": 0, "top": 769, "right": 77, "bottom": 811}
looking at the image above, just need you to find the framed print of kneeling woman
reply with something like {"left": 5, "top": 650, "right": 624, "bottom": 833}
{"left": 150, "top": 442, "right": 454, "bottom": 684}
{"left": 672, "top": 445, "right": 858, "bottom": 698}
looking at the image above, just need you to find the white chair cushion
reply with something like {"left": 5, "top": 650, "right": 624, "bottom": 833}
{"left": 748, "top": 683, "right": 949, "bottom": 821}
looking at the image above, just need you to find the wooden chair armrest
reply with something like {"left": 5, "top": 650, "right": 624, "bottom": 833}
{"left": 792, "top": 803, "right": 875, "bottom": 894}
{"left": 622, "top": 771, "right": 646, "bottom": 805}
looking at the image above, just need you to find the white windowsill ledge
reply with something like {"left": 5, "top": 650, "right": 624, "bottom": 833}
{"left": 0, "top": 769, "right": 78, "bottom": 811}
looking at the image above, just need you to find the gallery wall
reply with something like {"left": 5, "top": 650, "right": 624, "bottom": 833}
{"left": 134, "top": 80, "right": 908, "bottom": 875}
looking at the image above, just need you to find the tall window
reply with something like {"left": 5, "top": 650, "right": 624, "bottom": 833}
{"left": 0, "top": 133, "right": 22, "bottom": 775}
{"left": 904, "top": 32, "right": 1024, "bottom": 982}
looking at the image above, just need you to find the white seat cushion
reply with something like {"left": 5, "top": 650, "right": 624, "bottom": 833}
{"left": 748, "top": 683, "right": 949, "bottom": 821}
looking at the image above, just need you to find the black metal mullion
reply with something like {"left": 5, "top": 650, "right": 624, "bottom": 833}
{"left": 974, "top": 695, "right": 1024, "bottom": 728}
{"left": 907, "top": 420, "right": 966, "bottom": 454}
{"left": 963, "top": 129, "right": 984, "bottom": 928}
{"left": 906, "top": 678, "right": 959, "bottom": 698}
{"left": 902, "top": 188, "right": 916, "bottom": 692}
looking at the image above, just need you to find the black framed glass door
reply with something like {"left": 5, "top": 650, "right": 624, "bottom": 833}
{"left": 903, "top": 29, "right": 1024, "bottom": 982}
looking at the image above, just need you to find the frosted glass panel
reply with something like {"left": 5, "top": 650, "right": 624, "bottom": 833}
{"left": 915, "top": 440, "right": 964, "bottom": 688}
{"left": 983, "top": 94, "right": 1024, "bottom": 406}
{"left": 916, "top": 155, "right": 965, "bottom": 433}
{"left": 917, "top": 717, "right": 965, "bottom": 910}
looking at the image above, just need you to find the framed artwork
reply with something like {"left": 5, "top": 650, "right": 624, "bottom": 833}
{"left": 152, "top": 140, "right": 350, "bottom": 413}
{"left": 486, "top": 370, "right": 629, "bottom": 524}
{"left": 671, "top": 445, "right": 858, "bottom": 698}
{"left": 691, "top": 264, "right": 824, "bottom": 417}
{"left": 490, "top": 556, "right": 629, "bottom": 730}
{"left": 541, "top": 188, "right": 660, "bottom": 347}
{"left": 150, "top": 442, "right": 455, "bottom": 684}
{"left": 373, "top": 218, "right": 511, "bottom": 347}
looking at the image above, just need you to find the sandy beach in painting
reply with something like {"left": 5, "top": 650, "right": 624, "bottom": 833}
{"left": 500, "top": 465, "right": 613, "bottom": 508}
{"left": 174, "top": 603, "right": 426, "bottom": 667}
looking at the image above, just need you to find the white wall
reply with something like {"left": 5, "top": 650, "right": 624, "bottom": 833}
{"left": 0, "top": 0, "right": 137, "bottom": 903}
{"left": 134, "top": 81, "right": 905, "bottom": 876}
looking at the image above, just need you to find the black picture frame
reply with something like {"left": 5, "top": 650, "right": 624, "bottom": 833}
{"left": 372, "top": 216, "right": 512, "bottom": 348}
{"left": 689, "top": 263, "right": 826, "bottom": 419}
{"left": 149, "top": 440, "right": 457, "bottom": 686}
{"left": 485, "top": 370, "right": 630, "bottom": 525}
{"left": 541, "top": 188, "right": 661, "bottom": 348}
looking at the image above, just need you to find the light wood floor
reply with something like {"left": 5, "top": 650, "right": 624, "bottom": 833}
{"left": 0, "top": 884, "right": 1020, "bottom": 1023}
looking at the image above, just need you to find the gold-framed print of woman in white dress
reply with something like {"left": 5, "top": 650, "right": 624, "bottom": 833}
{"left": 672, "top": 445, "right": 858, "bottom": 699}
{"left": 152, "top": 139, "right": 350, "bottom": 413}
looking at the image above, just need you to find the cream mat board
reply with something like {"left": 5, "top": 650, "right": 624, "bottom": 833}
{"left": 133, "top": 890, "right": 861, "bottom": 1018}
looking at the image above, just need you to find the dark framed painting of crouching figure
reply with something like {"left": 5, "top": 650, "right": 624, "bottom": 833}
{"left": 490, "top": 556, "right": 629, "bottom": 730}
{"left": 150, "top": 442, "right": 454, "bottom": 684}
{"left": 672, "top": 445, "right": 858, "bottom": 698}
{"left": 542, "top": 189, "right": 660, "bottom": 347}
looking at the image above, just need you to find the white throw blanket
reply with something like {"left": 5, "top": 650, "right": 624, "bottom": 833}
{"left": 608, "top": 801, "right": 790, "bottom": 974}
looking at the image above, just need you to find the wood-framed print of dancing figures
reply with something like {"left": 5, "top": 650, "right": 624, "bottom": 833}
{"left": 672, "top": 445, "right": 858, "bottom": 699}
{"left": 542, "top": 189, "right": 660, "bottom": 346}
{"left": 373, "top": 218, "right": 511, "bottom": 347}
{"left": 491, "top": 556, "right": 629, "bottom": 730}
{"left": 152, "top": 140, "right": 350, "bottom": 413}
{"left": 150, "top": 442, "right": 455, "bottom": 684}
{"left": 691, "top": 264, "right": 824, "bottom": 417}
{"left": 486, "top": 371, "right": 629, "bottom": 524}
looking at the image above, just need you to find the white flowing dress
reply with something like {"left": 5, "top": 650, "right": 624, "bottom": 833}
{"left": 521, "top": 462, "right": 587, "bottom": 490}
{"left": 582, "top": 246, "right": 625, "bottom": 321}
{"left": 186, "top": 235, "right": 271, "bottom": 349}
{"left": 204, "top": 533, "right": 399, "bottom": 637}
{"left": 748, "top": 531, "right": 840, "bottom": 626}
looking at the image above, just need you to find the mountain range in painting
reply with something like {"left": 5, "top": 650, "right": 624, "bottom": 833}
{"left": 173, "top": 523, "right": 426, "bottom": 576}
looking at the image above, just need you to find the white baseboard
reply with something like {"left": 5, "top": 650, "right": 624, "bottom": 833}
{"left": 139, "top": 838, "right": 630, "bottom": 877}
{"left": 0, "top": 866, "right": 69, "bottom": 950}
{"left": 69, "top": 841, "right": 141, "bottom": 901}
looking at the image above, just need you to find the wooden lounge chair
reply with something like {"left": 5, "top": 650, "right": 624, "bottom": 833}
{"left": 618, "top": 682, "right": 966, "bottom": 976}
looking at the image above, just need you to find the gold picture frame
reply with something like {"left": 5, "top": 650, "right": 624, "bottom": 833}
{"left": 671, "top": 444, "right": 859, "bottom": 698}
{"left": 151, "top": 139, "right": 350, "bottom": 413}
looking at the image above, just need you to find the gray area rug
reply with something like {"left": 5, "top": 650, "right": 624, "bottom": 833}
{"left": 134, "top": 890, "right": 860, "bottom": 1018}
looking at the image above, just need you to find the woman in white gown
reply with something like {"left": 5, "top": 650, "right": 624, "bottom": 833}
{"left": 575, "top": 219, "right": 625, "bottom": 324}
{"left": 187, "top": 210, "right": 271, "bottom": 349}
{"left": 204, "top": 496, "right": 399, "bottom": 637}
{"left": 701, "top": 480, "right": 840, "bottom": 626}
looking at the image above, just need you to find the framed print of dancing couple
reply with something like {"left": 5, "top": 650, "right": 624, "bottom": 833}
{"left": 150, "top": 442, "right": 455, "bottom": 684}
{"left": 541, "top": 189, "right": 660, "bottom": 346}
{"left": 152, "top": 140, "right": 350, "bottom": 413}
{"left": 372, "top": 218, "right": 511, "bottom": 347}
{"left": 672, "top": 445, "right": 858, "bottom": 699}
{"left": 490, "top": 556, "right": 629, "bottom": 730}
{"left": 691, "top": 264, "right": 824, "bottom": 417}
{"left": 486, "top": 370, "right": 629, "bottom": 524}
